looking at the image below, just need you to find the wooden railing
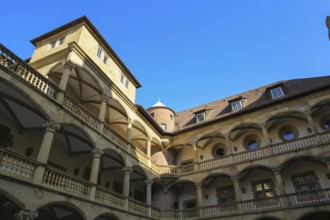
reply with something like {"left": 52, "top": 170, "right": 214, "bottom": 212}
{"left": 95, "top": 187, "right": 125, "bottom": 208}
{"left": 43, "top": 167, "right": 92, "bottom": 197}
{"left": 0, "top": 148, "right": 38, "bottom": 180}
{"left": 0, "top": 44, "right": 59, "bottom": 99}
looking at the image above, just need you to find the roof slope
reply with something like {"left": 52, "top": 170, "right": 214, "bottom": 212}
{"left": 174, "top": 76, "right": 330, "bottom": 132}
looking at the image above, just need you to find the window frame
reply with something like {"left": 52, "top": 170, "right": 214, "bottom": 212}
{"left": 161, "top": 123, "right": 167, "bottom": 131}
{"left": 196, "top": 112, "right": 206, "bottom": 123}
{"left": 231, "top": 100, "right": 243, "bottom": 111}
{"left": 97, "top": 48, "right": 103, "bottom": 58}
{"left": 216, "top": 185, "right": 236, "bottom": 205}
{"left": 270, "top": 87, "right": 285, "bottom": 99}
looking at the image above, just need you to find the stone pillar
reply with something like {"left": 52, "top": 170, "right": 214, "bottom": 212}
{"left": 304, "top": 111, "right": 318, "bottom": 134}
{"left": 89, "top": 148, "right": 103, "bottom": 184}
{"left": 98, "top": 94, "right": 108, "bottom": 122}
{"left": 36, "top": 120, "right": 61, "bottom": 163}
{"left": 123, "top": 166, "right": 133, "bottom": 210}
{"left": 195, "top": 183, "right": 204, "bottom": 218}
{"left": 272, "top": 168, "right": 285, "bottom": 195}
{"left": 146, "top": 179, "right": 153, "bottom": 218}
{"left": 33, "top": 120, "right": 60, "bottom": 184}
{"left": 261, "top": 123, "right": 271, "bottom": 145}
{"left": 15, "top": 209, "right": 39, "bottom": 220}
{"left": 56, "top": 61, "right": 75, "bottom": 104}
{"left": 127, "top": 118, "right": 134, "bottom": 145}
{"left": 225, "top": 133, "right": 233, "bottom": 155}
{"left": 231, "top": 176, "right": 242, "bottom": 211}
{"left": 146, "top": 136, "right": 152, "bottom": 166}
{"left": 193, "top": 144, "right": 199, "bottom": 171}
{"left": 59, "top": 61, "right": 75, "bottom": 91}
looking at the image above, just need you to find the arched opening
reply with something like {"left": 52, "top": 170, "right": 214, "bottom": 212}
{"left": 167, "top": 181, "right": 197, "bottom": 210}
{"left": 299, "top": 211, "right": 330, "bottom": 220}
{"left": 37, "top": 202, "right": 85, "bottom": 220}
{"left": 130, "top": 165, "right": 148, "bottom": 203}
{"left": 0, "top": 190, "right": 24, "bottom": 220}
{"left": 131, "top": 121, "right": 148, "bottom": 153}
{"left": 94, "top": 213, "right": 120, "bottom": 220}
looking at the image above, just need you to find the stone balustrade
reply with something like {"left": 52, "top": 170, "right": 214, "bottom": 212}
{"left": 43, "top": 167, "right": 92, "bottom": 197}
{"left": 95, "top": 187, "right": 126, "bottom": 208}
{"left": 0, "top": 148, "right": 38, "bottom": 180}
{"left": 129, "top": 199, "right": 150, "bottom": 216}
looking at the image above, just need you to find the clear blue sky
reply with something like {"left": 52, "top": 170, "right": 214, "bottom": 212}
{"left": 1, "top": 1, "right": 330, "bottom": 112}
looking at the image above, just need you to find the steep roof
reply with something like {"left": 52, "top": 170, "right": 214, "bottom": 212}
{"left": 30, "top": 16, "right": 142, "bottom": 88}
{"left": 174, "top": 76, "right": 330, "bottom": 132}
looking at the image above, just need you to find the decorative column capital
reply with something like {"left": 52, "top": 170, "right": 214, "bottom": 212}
{"left": 15, "top": 209, "right": 39, "bottom": 220}
{"left": 145, "top": 179, "right": 153, "bottom": 187}
{"left": 122, "top": 166, "right": 133, "bottom": 175}
{"left": 127, "top": 118, "right": 134, "bottom": 127}
{"left": 43, "top": 120, "right": 60, "bottom": 132}
{"left": 231, "top": 175, "right": 240, "bottom": 182}
{"left": 146, "top": 136, "right": 152, "bottom": 142}
{"left": 64, "top": 60, "right": 75, "bottom": 71}
{"left": 101, "top": 93, "right": 108, "bottom": 102}
{"left": 195, "top": 183, "right": 203, "bottom": 189}
{"left": 91, "top": 148, "right": 104, "bottom": 158}
{"left": 272, "top": 168, "right": 281, "bottom": 175}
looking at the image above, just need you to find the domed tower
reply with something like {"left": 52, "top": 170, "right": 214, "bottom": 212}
{"left": 147, "top": 100, "right": 175, "bottom": 132}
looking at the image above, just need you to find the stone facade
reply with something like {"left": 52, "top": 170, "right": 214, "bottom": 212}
{"left": 0, "top": 16, "right": 330, "bottom": 220}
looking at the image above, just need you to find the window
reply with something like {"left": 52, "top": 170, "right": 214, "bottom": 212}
{"left": 320, "top": 117, "right": 330, "bottom": 131}
{"left": 58, "top": 37, "right": 65, "bottom": 45}
{"left": 150, "top": 112, "right": 154, "bottom": 117}
{"left": 50, "top": 41, "right": 56, "bottom": 48}
{"left": 125, "top": 79, "right": 129, "bottom": 88}
{"left": 253, "top": 179, "right": 275, "bottom": 199}
{"left": 244, "top": 135, "right": 260, "bottom": 150}
{"left": 212, "top": 144, "right": 226, "bottom": 158}
{"left": 161, "top": 123, "right": 167, "bottom": 131}
{"left": 231, "top": 100, "right": 242, "bottom": 111}
{"left": 97, "top": 48, "right": 102, "bottom": 58}
{"left": 170, "top": 114, "right": 173, "bottom": 120}
{"left": 120, "top": 74, "right": 125, "bottom": 83}
{"left": 216, "top": 186, "right": 235, "bottom": 205}
{"left": 270, "top": 87, "right": 284, "bottom": 99}
{"left": 183, "top": 199, "right": 196, "bottom": 209}
{"left": 293, "top": 172, "right": 318, "bottom": 193}
{"left": 196, "top": 112, "right": 206, "bottom": 122}
{"left": 279, "top": 125, "right": 298, "bottom": 141}
{"left": 103, "top": 55, "right": 108, "bottom": 65}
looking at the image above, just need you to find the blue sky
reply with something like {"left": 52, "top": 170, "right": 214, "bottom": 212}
{"left": 1, "top": 1, "right": 330, "bottom": 112}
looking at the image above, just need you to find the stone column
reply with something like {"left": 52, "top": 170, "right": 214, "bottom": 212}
{"left": 195, "top": 183, "right": 204, "bottom": 218}
{"left": 36, "top": 120, "right": 61, "bottom": 163}
{"left": 59, "top": 61, "right": 75, "bottom": 91}
{"left": 146, "top": 179, "right": 153, "bottom": 218}
{"left": 127, "top": 118, "right": 134, "bottom": 145}
{"left": 89, "top": 148, "right": 103, "bottom": 184}
{"left": 304, "top": 111, "right": 318, "bottom": 134}
{"left": 98, "top": 94, "right": 108, "bottom": 132}
{"left": 193, "top": 144, "right": 199, "bottom": 171}
{"left": 272, "top": 168, "right": 285, "bottom": 195}
{"left": 56, "top": 61, "right": 75, "bottom": 104}
{"left": 261, "top": 123, "right": 271, "bottom": 145}
{"left": 123, "top": 166, "right": 133, "bottom": 210}
{"left": 146, "top": 136, "right": 152, "bottom": 166}
{"left": 33, "top": 120, "right": 60, "bottom": 184}
{"left": 231, "top": 176, "right": 242, "bottom": 211}
{"left": 225, "top": 133, "right": 233, "bottom": 155}
{"left": 272, "top": 168, "right": 288, "bottom": 206}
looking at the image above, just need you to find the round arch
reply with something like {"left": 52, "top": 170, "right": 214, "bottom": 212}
{"left": 94, "top": 213, "right": 120, "bottom": 220}
{"left": 0, "top": 188, "right": 24, "bottom": 220}
{"left": 298, "top": 211, "right": 330, "bottom": 220}
{"left": 37, "top": 201, "right": 86, "bottom": 220}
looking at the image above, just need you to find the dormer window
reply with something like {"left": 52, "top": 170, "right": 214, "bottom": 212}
{"left": 50, "top": 36, "right": 65, "bottom": 49}
{"left": 196, "top": 112, "right": 206, "bottom": 123}
{"left": 231, "top": 100, "right": 243, "bottom": 111}
{"left": 59, "top": 37, "right": 65, "bottom": 45}
{"left": 270, "top": 86, "right": 284, "bottom": 99}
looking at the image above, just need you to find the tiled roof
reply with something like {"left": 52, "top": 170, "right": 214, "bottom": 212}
{"left": 173, "top": 76, "right": 330, "bottom": 132}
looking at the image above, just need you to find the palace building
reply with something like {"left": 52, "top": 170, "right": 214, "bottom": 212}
{"left": 1, "top": 16, "right": 330, "bottom": 220}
